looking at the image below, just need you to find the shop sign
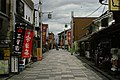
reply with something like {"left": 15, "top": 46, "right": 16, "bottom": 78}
{"left": 13, "top": 24, "right": 25, "bottom": 54}
{"left": 4, "top": 48, "right": 10, "bottom": 60}
{"left": 109, "top": 0, "right": 120, "bottom": 11}
{"left": 11, "top": 56, "right": 19, "bottom": 73}
{"left": 22, "top": 30, "right": 34, "bottom": 58}
{"left": 42, "top": 24, "right": 48, "bottom": 45}
{"left": 67, "top": 31, "right": 71, "bottom": 46}
{"left": 37, "top": 48, "right": 42, "bottom": 61}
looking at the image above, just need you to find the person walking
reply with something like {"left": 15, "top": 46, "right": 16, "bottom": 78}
{"left": 71, "top": 42, "right": 75, "bottom": 55}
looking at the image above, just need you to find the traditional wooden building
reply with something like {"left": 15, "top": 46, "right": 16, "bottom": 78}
{"left": 58, "top": 29, "right": 71, "bottom": 49}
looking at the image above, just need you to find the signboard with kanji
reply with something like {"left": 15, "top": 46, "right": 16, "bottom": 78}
{"left": 109, "top": 0, "right": 120, "bottom": 11}
{"left": 67, "top": 31, "right": 71, "bottom": 46}
{"left": 4, "top": 48, "right": 10, "bottom": 60}
{"left": 42, "top": 24, "right": 48, "bottom": 45}
{"left": 13, "top": 24, "right": 25, "bottom": 54}
{"left": 11, "top": 55, "right": 19, "bottom": 73}
{"left": 22, "top": 30, "right": 34, "bottom": 58}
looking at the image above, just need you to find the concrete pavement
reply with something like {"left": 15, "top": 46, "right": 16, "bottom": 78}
{"left": 1, "top": 49, "right": 109, "bottom": 80}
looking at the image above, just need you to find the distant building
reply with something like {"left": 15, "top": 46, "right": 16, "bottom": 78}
{"left": 58, "top": 29, "right": 71, "bottom": 49}
{"left": 72, "top": 17, "right": 97, "bottom": 42}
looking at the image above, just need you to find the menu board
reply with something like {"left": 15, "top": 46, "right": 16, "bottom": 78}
{"left": 0, "top": 60, "right": 9, "bottom": 74}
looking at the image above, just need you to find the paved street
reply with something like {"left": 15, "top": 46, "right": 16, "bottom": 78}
{"left": 2, "top": 49, "right": 109, "bottom": 80}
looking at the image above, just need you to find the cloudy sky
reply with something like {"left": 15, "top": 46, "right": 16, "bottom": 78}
{"left": 32, "top": 0, "right": 108, "bottom": 35}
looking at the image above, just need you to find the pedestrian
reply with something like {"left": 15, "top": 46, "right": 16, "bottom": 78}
{"left": 55, "top": 41, "right": 59, "bottom": 50}
{"left": 56, "top": 43, "right": 59, "bottom": 50}
{"left": 71, "top": 42, "right": 75, "bottom": 55}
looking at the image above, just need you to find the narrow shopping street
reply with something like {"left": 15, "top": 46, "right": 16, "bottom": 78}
{"left": 3, "top": 49, "right": 109, "bottom": 80}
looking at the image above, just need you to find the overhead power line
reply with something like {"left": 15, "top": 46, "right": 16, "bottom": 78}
{"left": 86, "top": 5, "right": 103, "bottom": 17}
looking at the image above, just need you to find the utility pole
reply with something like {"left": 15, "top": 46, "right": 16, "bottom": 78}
{"left": 38, "top": 0, "right": 43, "bottom": 60}
{"left": 71, "top": 11, "right": 74, "bottom": 47}
{"left": 64, "top": 29, "right": 65, "bottom": 50}
{"left": 35, "top": 0, "right": 52, "bottom": 60}
{"left": 10, "top": 0, "right": 15, "bottom": 54}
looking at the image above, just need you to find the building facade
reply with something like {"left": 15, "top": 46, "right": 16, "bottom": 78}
{"left": 0, "top": 0, "right": 11, "bottom": 75}
{"left": 58, "top": 29, "right": 71, "bottom": 49}
{"left": 78, "top": 10, "right": 120, "bottom": 77}
{"left": 0, "top": 0, "right": 35, "bottom": 74}
{"left": 72, "top": 17, "right": 97, "bottom": 42}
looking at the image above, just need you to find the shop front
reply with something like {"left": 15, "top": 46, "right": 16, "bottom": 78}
{"left": 10, "top": 14, "right": 34, "bottom": 73}
{"left": 78, "top": 35, "right": 91, "bottom": 57}
{"left": 0, "top": 13, "right": 11, "bottom": 75}
{"left": 90, "top": 23, "right": 120, "bottom": 73}
{"left": 109, "top": 25, "right": 120, "bottom": 72}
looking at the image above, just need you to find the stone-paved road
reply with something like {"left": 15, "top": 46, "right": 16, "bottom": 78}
{"left": 3, "top": 49, "right": 109, "bottom": 80}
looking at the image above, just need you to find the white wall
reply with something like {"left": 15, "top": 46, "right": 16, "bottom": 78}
{"left": 23, "top": 1, "right": 34, "bottom": 24}
{"left": 14, "top": 0, "right": 16, "bottom": 13}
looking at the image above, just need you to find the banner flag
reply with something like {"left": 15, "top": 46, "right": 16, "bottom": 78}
{"left": 22, "top": 30, "right": 34, "bottom": 58}
{"left": 67, "top": 31, "right": 72, "bottom": 46}
{"left": 42, "top": 24, "right": 48, "bottom": 45}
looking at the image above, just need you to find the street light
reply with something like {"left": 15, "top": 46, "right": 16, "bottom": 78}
{"left": 99, "top": 0, "right": 108, "bottom": 5}
{"left": 48, "top": 12, "right": 52, "bottom": 19}
{"left": 33, "top": 0, "right": 43, "bottom": 61}
{"left": 35, "top": 0, "right": 53, "bottom": 60}
{"left": 39, "top": 0, "right": 43, "bottom": 61}
{"left": 71, "top": 11, "right": 74, "bottom": 48}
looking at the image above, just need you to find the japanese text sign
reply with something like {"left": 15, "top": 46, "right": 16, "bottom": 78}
{"left": 42, "top": 24, "right": 48, "bottom": 45}
{"left": 13, "top": 24, "right": 25, "bottom": 54}
{"left": 67, "top": 31, "right": 71, "bottom": 46}
{"left": 22, "top": 30, "right": 34, "bottom": 58}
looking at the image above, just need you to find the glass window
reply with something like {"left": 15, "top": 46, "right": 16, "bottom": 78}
{"left": 0, "top": 0, "right": 6, "bottom": 13}
{"left": 16, "top": 0, "right": 24, "bottom": 17}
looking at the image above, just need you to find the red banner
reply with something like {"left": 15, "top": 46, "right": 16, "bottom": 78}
{"left": 22, "top": 30, "right": 34, "bottom": 58}
{"left": 42, "top": 24, "right": 48, "bottom": 45}
{"left": 67, "top": 31, "right": 71, "bottom": 46}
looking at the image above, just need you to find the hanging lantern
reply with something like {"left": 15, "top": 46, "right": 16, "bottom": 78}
{"left": 48, "top": 13, "right": 52, "bottom": 19}
{"left": 65, "top": 24, "right": 68, "bottom": 28}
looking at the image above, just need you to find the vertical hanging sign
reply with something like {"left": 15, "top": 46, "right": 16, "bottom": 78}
{"left": 11, "top": 55, "right": 19, "bottom": 73}
{"left": 67, "top": 31, "right": 71, "bottom": 46}
{"left": 42, "top": 24, "right": 48, "bottom": 45}
{"left": 22, "top": 30, "right": 34, "bottom": 58}
{"left": 13, "top": 24, "right": 25, "bottom": 54}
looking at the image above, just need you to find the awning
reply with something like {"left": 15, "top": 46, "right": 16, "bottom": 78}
{"left": 77, "top": 35, "right": 91, "bottom": 42}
